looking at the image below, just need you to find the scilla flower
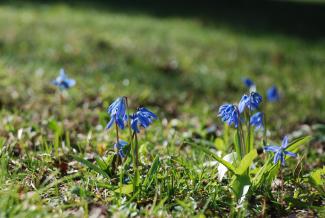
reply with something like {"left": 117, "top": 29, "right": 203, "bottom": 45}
{"left": 106, "top": 97, "right": 128, "bottom": 130}
{"left": 250, "top": 112, "right": 264, "bottom": 130}
{"left": 130, "top": 107, "right": 157, "bottom": 133}
{"left": 238, "top": 92, "right": 262, "bottom": 113}
{"left": 114, "top": 140, "right": 128, "bottom": 158}
{"left": 242, "top": 78, "right": 256, "bottom": 92}
{"left": 264, "top": 136, "right": 297, "bottom": 166}
{"left": 267, "top": 85, "right": 280, "bottom": 102}
{"left": 218, "top": 104, "right": 240, "bottom": 128}
{"left": 52, "top": 68, "right": 76, "bottom": 90}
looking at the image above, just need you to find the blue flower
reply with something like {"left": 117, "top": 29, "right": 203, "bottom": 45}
{"left": 250, "top": 112, "right": 264, "bottom": 130}
{"left": 242, "top": 78, "right": 254, "bottom": 88}
{"left": 263, "top": 136, "right": 297, "bottom": 166}
{"left": 114, "top": 140, "right": 128, "bottom": 158}
{"left": 238, "top": 92, "right": 262, "bottom": 113}
{"left": 242, "top": 78, "right": 256, "bottom": 92}
{"left": 106, "top": 97, "right": 128, "bottom": 130}
{"left": 267, "top": 85, "right": 280, "bottom": 102}
{"left": 130, "top": 107, "right": 158, "bottom": 133}
{"left": 52, "top": 68, "right": 76, "bottom": 90}
{"left": 218, "top": 104, "right": 240, "bottom": 128}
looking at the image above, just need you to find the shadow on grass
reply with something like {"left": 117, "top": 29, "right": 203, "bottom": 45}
{"left": 8, "top": 0, "right": 325, "bottom": 41}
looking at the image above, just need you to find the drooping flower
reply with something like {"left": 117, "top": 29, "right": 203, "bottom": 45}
{"left": 106, "top": 97, "right": 128, "bottom": 130}
{"left": 242, "top": 78, "right": 256, "bottom": 92}
{"left": 130, "top": 107, "right": 158, "bottom": 133}
{"left": 263, "top": 136, "right": 297, "bottom": 166}
{"left": 218, "top": 104, "right": 240, "bottom": 128}
{"left": 114, "top": 140, "right": 128, "bottom": 158}
{"left": 238, "top": 92, "right": 262, "bottom": 113}
{"left": 267, "top": 85, "right": 280, "bottom": 102}
{"left": 52, "top": 68, "right": 76, "bottom": 90}
{"left": 250, "top": 112, "right": 264, "bottom": 130}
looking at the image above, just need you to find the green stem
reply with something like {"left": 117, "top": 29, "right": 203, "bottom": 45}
{"left": 247, "top": 109, "right": 252, "bottom": 154}
{"left": 124, "top": 97, "right": 138, "bottom": 192}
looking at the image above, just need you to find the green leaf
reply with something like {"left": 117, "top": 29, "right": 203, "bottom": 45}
{"left": 143, "top": 155, "right": 160, "bottom": 190}
{"left": 187, "top": 141, "right": 236, "bottom": 174}
{"left": 214, "top": 138, "right": 226, "bottom": 151}
{"left": 72, "top": 155, "right": 109, "bottom": 178}
{"left": 309, "top": 166, "right": 325, "bottom": 195}
{"left": 230, "top": 174, "right": 251, "bottom": 200}
{"left": 286, "top": 136, "right": 312, "bottom": 152}
{"left": 114, "top": 184, "right": 133, "bottom": 195}
{"left": 235, "top": 149, "right": 257, "bottom": 175}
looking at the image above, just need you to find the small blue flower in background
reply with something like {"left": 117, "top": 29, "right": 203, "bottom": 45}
{"left": 242, "top": 77, "right": 256, "bottom": 92}
{"left": 114, "top": 140, "right": 128, "bottom": 158}
{"left": 106, "top": 97, "right": 128, "bottom": 130}
{"left": 243, "top": 78, "right": 254, "bottom": 88}
{"left": 238, "top": 92, "right": 262, "bottom": 113}
{"left": 250, "top": 112, "right": 264, "bottom": 130}
{"left": 218, "top": 104, "right": 240, "bottom": 128}
{"left": 267, "top": 85, "right": 280, "bottom": 102}
{"left": 52, "top": 68, "right": 76, "bottom": 90}
{"left": 131, "top": 107, "right": 158, "bottom": 133}
{"left": 264, "top": 136, "right": 297, "bottom": 166}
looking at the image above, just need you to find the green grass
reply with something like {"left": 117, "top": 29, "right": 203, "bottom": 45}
{"left": 0, "top": 1, "right": 324, "bottom": 217}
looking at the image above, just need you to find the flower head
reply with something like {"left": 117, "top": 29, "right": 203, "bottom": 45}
{"left": 106, "top": 97, "right": 128, "bottom": 130}
{"left": 130, "top": 107, "right": 158, "bottom": 133}
{"left": 114, "top": 140, "right": 128, "bottom": 158}
{"left": 52, "top": 68, "right": 76, "bottom": 90}
{"left": 242, "top": 78, "right": 256, "bottom": 92}
{"left": 250, "top": 112, "right": 264, "bottom": 130}
{"left": 263, "top": 136, "right": 297, "bottom": 166}
{"left": 218, "top": 104, "right": 240, "bottom": 128}
{"left": 238, "top": 92, "right": 262, "bottom": 113}
{"left": 267, "top": 85, "right": 280, "bottom": 102}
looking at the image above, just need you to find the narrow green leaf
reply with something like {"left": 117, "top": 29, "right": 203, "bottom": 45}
{"left": 143, "top": 155, "right": 160, "bottom": 190}
{"left": 187, "top": 141, "right": 236, "bottom": 174}
{"left": 73, "top": 155, "right": 109, "bottom": 178}
{"left": 286, "top": 136, "right": 312, "bottom": 152}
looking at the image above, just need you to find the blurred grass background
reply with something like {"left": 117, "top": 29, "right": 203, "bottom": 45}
{"left": 0, "top": 0, "right": 324, "bottom": 128}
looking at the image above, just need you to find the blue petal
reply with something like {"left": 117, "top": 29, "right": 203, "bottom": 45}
{"left": 105, "top": 117, "right": 115, "bottom": 129}
{"left": 281, "top": 136, "right": 289, "bottom": 148}
{"left": 273, "top": 152, "right": 282, "bottom": 165}
{"left": 284, "top": 151, "right": 297, "bottom": 157}
{"left": 116, "top": 117, "right": 125, "bottom": 130}
{"left": 280, "top": 153, "right": 286, "bottom": 166}
{"left": 264, "top": 145, "right": 280, "bottom": 153}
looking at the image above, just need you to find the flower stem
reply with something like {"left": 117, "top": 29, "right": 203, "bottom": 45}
{"left": 115, "top": 122, "right": 121, "bottom": 166}
{"left": 124, "top": 97, "right": 139, "bottom": 192}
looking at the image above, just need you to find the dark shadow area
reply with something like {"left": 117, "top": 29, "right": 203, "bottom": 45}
{"left": 6, "top": 0, "right": 325, "bottom": 40}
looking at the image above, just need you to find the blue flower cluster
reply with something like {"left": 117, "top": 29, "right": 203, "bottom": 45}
{"left": 218, "top": 92, "right": 262, "bottom": 129}
{"left": 130, "top": 107, "right": 158, "bottom": 133}
{"left": 218, "top": 104, "right": 240, "bottom": 128}
{"left": 105, "top": 97, "right": 157, "bottom": 158}
{"left": 106, "top": 97, "right": 128, "bottom": 130}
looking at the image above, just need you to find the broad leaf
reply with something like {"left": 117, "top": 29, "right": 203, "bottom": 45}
{"left": 235, "top": 149, "right": 257, "bottom": 175}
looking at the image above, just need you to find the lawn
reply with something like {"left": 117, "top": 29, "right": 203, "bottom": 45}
{"left": 0, "top": 1, "right": 324, "bottom": 217}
